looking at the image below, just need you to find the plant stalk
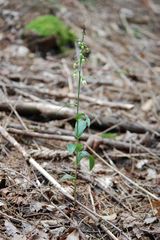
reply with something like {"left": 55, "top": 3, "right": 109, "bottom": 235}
{"left": 74, "top": 56, "right": 82, "bottom": 204}
{"left": 73, "top": 30, "right": 85, "bottom": 204}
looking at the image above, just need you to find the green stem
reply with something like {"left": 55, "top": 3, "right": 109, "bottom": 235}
{"left": 76, "top": 27, "right": 85, "bottom": 117}
{"left": 74, "top": 35, "right": 84, "bottom": 204}
{"left": 73, "top": 28, "right": 85, "bottom": 205}
{"left": 74, "top": 59, "right": 82, "bottom": 205}
{"left": 76, "top": 70, "right": 81, "bottom": 115}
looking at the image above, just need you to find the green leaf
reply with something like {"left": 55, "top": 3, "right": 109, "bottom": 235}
{"left": 75, "top": 112, "right": 85, "bottom": 120}
{"left": 101, "top": 132, "right": 117, "bottom": 139}
{"left": 85, "top": 115, "right": 90, "bottom": 127}
{"left": 67, "top": 143, "right": 76, "bottom": 154}
{"left": 75, "top": 143, "right": 83, "bottom": 152}
{"left": 74, "top": 119, "right": 87, "bottom": 139}
{"left": 61, "top": 174, "right": 76, "bottom": 181}
{"left": 67, "top": 143, "right": 84, "bottom": 154}
{"left": 77, "top": 150, "right": 89, "bottom": 164}
{"left": 89, "top": 155, "right": 95, "bottom": 170}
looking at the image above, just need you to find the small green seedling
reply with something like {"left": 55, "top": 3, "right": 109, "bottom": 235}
{"left": 65, "top": 28, "right": 95, "bottom": 202}
{"left": 101, "top": 132, "right": 118, "bottom": 139}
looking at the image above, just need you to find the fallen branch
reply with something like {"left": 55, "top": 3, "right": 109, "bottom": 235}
{"left": 8, "top": 127, "right": 160, "bottom": 158}
{"left": 7, "top": 123, "right": 88, "bottom": 140}
{"left": 7, "top": 127, "right": 75, "bottom": 142}
{"left": 7, "top": 81, "right": 134, "bottom": 109}
{"left": 30, "top": 88, "right": 134, "bottom": 110}
{"left": 87, "top": 136, "right": 145, "bottom": 153}
{"left": 0, "top": 100, "right": 150, "bottom": 133}
{"left": 0, "top": 101, "right": 74, "bottom": 120}
{"left": 87, "top": 135, "right": 160, "bottom": 158}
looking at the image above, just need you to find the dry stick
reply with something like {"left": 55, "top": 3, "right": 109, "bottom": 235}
{"left": 3, "top": 69, "right": 133, "bottom": 110}
{"left": 28, "top": 148, "right": 69, "bottom": 160}
{"left": 88, "top": 136, "right": 160, "bottom": 158}
{"left": 0, "top": 126, "right": 125, "bottom": 240}
{"left": 0, "top": 101, "right": 75, "bottom": 119}
{"left": 7, "top": 123, "right": 89, "bottom": 140}
{"left": 32, "top": 88, "right": 134, "bottom": 110}
{"left": 15, "top": 88, "right": 48, "bottom": 103}
{"left": 87, "top": 136, "right": 145, "bottom": 153}
{"left": 8, "top": 127, "right": 160, "bottom": 159}
{"left": 1, "top": 91, "right": 40, "bottom": 151}
{"left": 0, "top": 100, "right": 149, "bottom": 133}
{"left": 7, "top": 128, "right": 76, "bottom": 142}
{"left": 88, "top": 185, "right": 96, "bottom": 214}
{"left": 78, "top": 172, "right": 130, "bottom": 211}
{"left": 86, "top": 144, "right": 160, "bottom": 201}
{"left": 0, "top": 211, "right": 29, "bottom": 224}
{"left": 132, "top": 138, "right": 160, "bottom": 159}
{"left": 6, "top": 126, "right": 160, "bottom": 160}
{"left": 0, "top": 88, "right": 25, "bottom": 130}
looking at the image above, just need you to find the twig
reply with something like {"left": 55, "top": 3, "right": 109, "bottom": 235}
{"left": 87, "top": 136, "right": 145, "bottom": 153}
{"left": 28, "top": 148, "right": 69, "bottom": 160}
{"left": 86, "top": 144, "right": 160, "bottom": 201}
{"left": 26, "top": 87, "right": 134, "bottom": 109}
{"left": 87, "top": 135, "right": 160, "bottom": 159}
{"left": 88, "top": 185, "right": 96, "bottom": 214}
{"left": 7, "top": 127, "right": 75, "bottom": 142}
{"left": 7, "top": 123, "right": 89, "bottom": 140}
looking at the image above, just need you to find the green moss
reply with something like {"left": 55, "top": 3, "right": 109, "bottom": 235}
{"left": 25, "top": 15, "right": 76, "bottom": 50}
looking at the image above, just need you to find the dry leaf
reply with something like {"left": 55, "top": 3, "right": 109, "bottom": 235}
{"left": 5, "top": 220, "right": 20, "bottom": 237}
{"left": 12, "top": 235, "right": 26, "bottom": 240}
{"left": 102, "top": 213, "right": 117, "bottom": 221}
{"left": 66, "top": 230, "right": 80, "bottom": 240}
{"left": 96, "top": 176, "right": 113, "bottom": 189}
{"left": 0, "top": 200, "right": 5, "bottom": 207}
{"left": 30, "top": 201, "right": 44, "bottom": 212}
{"left": 136, "top": 159, "right": 148, "bottom": 169}
{"left": 147, "top": 168, "right": 157, "bottom": 180}
{"left": 151, "top": 200, "right": 160, "bottom": 216}
{"left": 144, "top": 216, "right": 157, "bottom": 224}
{"left": 141, "top": 99, "right": 153, "bottom": 112}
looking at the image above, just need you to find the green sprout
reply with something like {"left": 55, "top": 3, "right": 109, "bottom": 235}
{"left": 65, "top": 28, "right": 95, "bottom": 203}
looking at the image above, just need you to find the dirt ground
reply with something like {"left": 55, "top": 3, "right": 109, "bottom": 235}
{"left": 0, "top": 0, "right": 160, "bottom": 239}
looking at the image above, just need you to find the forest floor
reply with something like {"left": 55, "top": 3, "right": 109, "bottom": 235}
{"left": 0, "top": 0, "right": 160, "bottom": 239}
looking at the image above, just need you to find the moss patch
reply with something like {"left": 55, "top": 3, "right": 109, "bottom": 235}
{"left": 25, "top": 15, "right": 76, "bottom": 52}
